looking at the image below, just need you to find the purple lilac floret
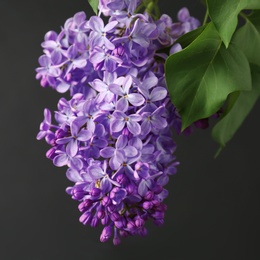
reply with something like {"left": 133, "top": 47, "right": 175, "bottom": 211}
{"left": 36, "top": 1, "right": 200, "bottom": 245}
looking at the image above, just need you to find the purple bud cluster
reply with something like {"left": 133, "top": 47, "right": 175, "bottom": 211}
{"left": 36, "top": 0, "right": 200, "bottom": 245}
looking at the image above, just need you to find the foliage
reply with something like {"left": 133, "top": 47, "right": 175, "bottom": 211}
{"left": 165, "top": 1, "right": 260, "bottom": 153}
{"left": 88, "top": 0, "right": 99, "bottom": 14}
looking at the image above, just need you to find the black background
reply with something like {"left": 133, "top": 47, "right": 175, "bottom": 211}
{"left": 1, "top": 0, "right": 260, "bottom": 259}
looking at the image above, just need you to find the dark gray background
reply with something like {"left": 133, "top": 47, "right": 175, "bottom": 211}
{"left": 1, "top": 0, "right": 260, "bottom": 259}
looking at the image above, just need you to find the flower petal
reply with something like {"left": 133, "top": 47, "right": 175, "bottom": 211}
{"left": 141, "top": 120, "right": 151, "bottom": 136}
{"left": 104, "top": 21, "right": 118, "bottom": 32}
{"left": 53, "top": 154, "right": 68, "bottom": 167}
{"left": 138, "top": 180, "right": 148, "bottom": 196}
{"left": 100, "top": 147, "right": 115, "bottom": 158}
{"left": 100, "top": 177, "right": 112, "bottom": 194}
{"left": 115, "top": 135, "right": 127, "bottom": 150}
{"left": 89, "top": 165, "right": 104, "bottom": 179}
{"left": 116, "top": 98, "right": 128, "bottom": 112}
{"left": 128, "top": 93, "right": 145, "bottom": 106}
{"left": 124, "top": 146, "right": 138, "bottom": 157}
{"left": 127, "top": 120, "right": 141, "bottom": 135}
{"left": 66, "top": 139, "right": 78, "bottom": 157}
{"left": 66, "top": 168, "right": 83, "bottom": 182}
{"left": 77, "top": 129, "right": 92, "bottom": 141}
{"left": 89, "top": 16, "right": 104, "bottom": 32}
{"left": 150, "top": 87, "right": 167, "bottom": 102}
{"left": 111, "top": 119, "right": 125, "bottom": 133}
{"left": 109, "top": 155, "right": 122, "bottom": 170}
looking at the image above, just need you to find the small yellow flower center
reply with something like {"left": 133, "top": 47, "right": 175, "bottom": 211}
{"left": 95, "top": 180, "right": 101, "bottom": 188}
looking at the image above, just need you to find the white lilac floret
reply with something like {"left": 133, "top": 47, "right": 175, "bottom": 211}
{"left": 36, "top": 1, "right": 200, "bottom": 245}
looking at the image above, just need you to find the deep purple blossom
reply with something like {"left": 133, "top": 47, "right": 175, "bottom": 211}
{"left": 100, "top": 225, "right": 113, "bottom": 242}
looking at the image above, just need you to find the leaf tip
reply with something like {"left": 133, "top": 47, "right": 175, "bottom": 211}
{"left": 214, "top": 146, "right": 223, "bottom": 158}
{"left": 88, "top": 0, "right": 99, "bottom": 15}
{"left": 223, "top": 40, "right": 230, "bottom": 49}
{"left": 180, "top": 121, "right": 190, "bottom": 133}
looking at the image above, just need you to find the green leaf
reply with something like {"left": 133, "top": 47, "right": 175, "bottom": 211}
{"left": 165, "top": 22, "right": 252, "bottom": 131}
{"left": 88, "top": 0, "right": 99, "bottom": 15}
{"left": 233, "top": 10, "right": 260, "bottom": 66}
{"left": 207, "top": 0, "right": 260, "bottom": 48}
{"left": 212, "top": 65, "right": 260, "bottom": 155}
{"left": 200, "top": 0, "right": 207, "bottom": 6}
{"left": 142, "top": 0, "right": 152, "bottom": 6}
{"left": 176, "top": 25, "right": 206, "bottom": 49}
{"left": 246, "top": 0, "right": 260, "bottom": 9}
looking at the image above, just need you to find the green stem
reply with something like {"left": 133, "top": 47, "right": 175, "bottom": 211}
{"left": 214, "top": 146, "right": 223, "bottom": 159}
{"left": 143, "top": 0, "right": 160, "bottom": 20}
{"left": 202, "top": 8, "right": 209, "bottom": 25}
{"left": 135, "top": 3, "right": 145, "bottom": 13}
{"left": 239, "top": 11, "right": 249, "bottom": 21}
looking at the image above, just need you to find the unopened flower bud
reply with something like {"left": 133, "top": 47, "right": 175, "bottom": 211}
{"left": 78, "top": 199, "right": 93, "bottom": 212}
{"left": 100, "top": 226, "right": 113, "bottom": 243}
{"left": 79, "top": 212, "right": 92, "bottom": 225}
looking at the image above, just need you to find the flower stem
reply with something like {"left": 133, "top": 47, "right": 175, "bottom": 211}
{"left": 202, "top": 8, "right": 209, "bottom": 25}
{"left": 239, "top": 11, "right": 249, "bottom": 22}
{"left": 143, "top": 0, "right": 160, "bottom": 20}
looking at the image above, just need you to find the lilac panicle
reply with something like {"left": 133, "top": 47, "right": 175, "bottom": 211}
{"left": 36, "top": 0, "right": 201, "bottom": 245}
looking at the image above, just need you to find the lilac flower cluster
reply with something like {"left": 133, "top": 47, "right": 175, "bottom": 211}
{"left": 36, "top": 1, "right": 200, "bottom": 245}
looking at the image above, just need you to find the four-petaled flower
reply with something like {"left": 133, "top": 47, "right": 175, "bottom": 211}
{"left": 56, "top": 120, "right": 92, "bottom": 156}
{"left": 109, "top": 75, "right": 145, "bottom": 112}
{"left": 111, "top": 111, "right": 142, "bottom": 135}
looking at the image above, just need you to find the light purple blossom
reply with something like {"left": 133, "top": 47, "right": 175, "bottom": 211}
{"left": 90, "top": 72, "right": 116, "bottom": 102}
{"left": 89, "top": 46, "right": 122, "bottom": 72}
{"left": 141, "top": 106, "right": 167, "bottom": 136}
{"left": 53, "top": 146, "right": 83, "bottom": 170}
{"left": 36, "top": 1, "right": 201, "bottom": 245}
{"left": 109, "top": 75, "right": 145, "bottom": 112}
{"left": 111, "top": 111, "right": 142, "bottom": 135}
{"left": 89, "top": 16, "right": 118, "bottom": 50}
{"left": 100, "top": 134, "right": 138, "bottom": 170}
{"left": 64, "top": 45, "right": 88, "bottom": 75}
{"left": 36, "top": 55, "right": 61, "bottom": 78}
{"left": 56, "top": 120, "right": 92, "bottom": 156}
{"left": 178, "top": 7, "right": 201, "bottom": 33}
{"left": 36, "top": 108, "right": 52, "bottom": 140}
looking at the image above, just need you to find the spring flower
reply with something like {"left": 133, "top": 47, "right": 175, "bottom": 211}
{"left": 36, "top": 1, "right": 201, "bottom": 245}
